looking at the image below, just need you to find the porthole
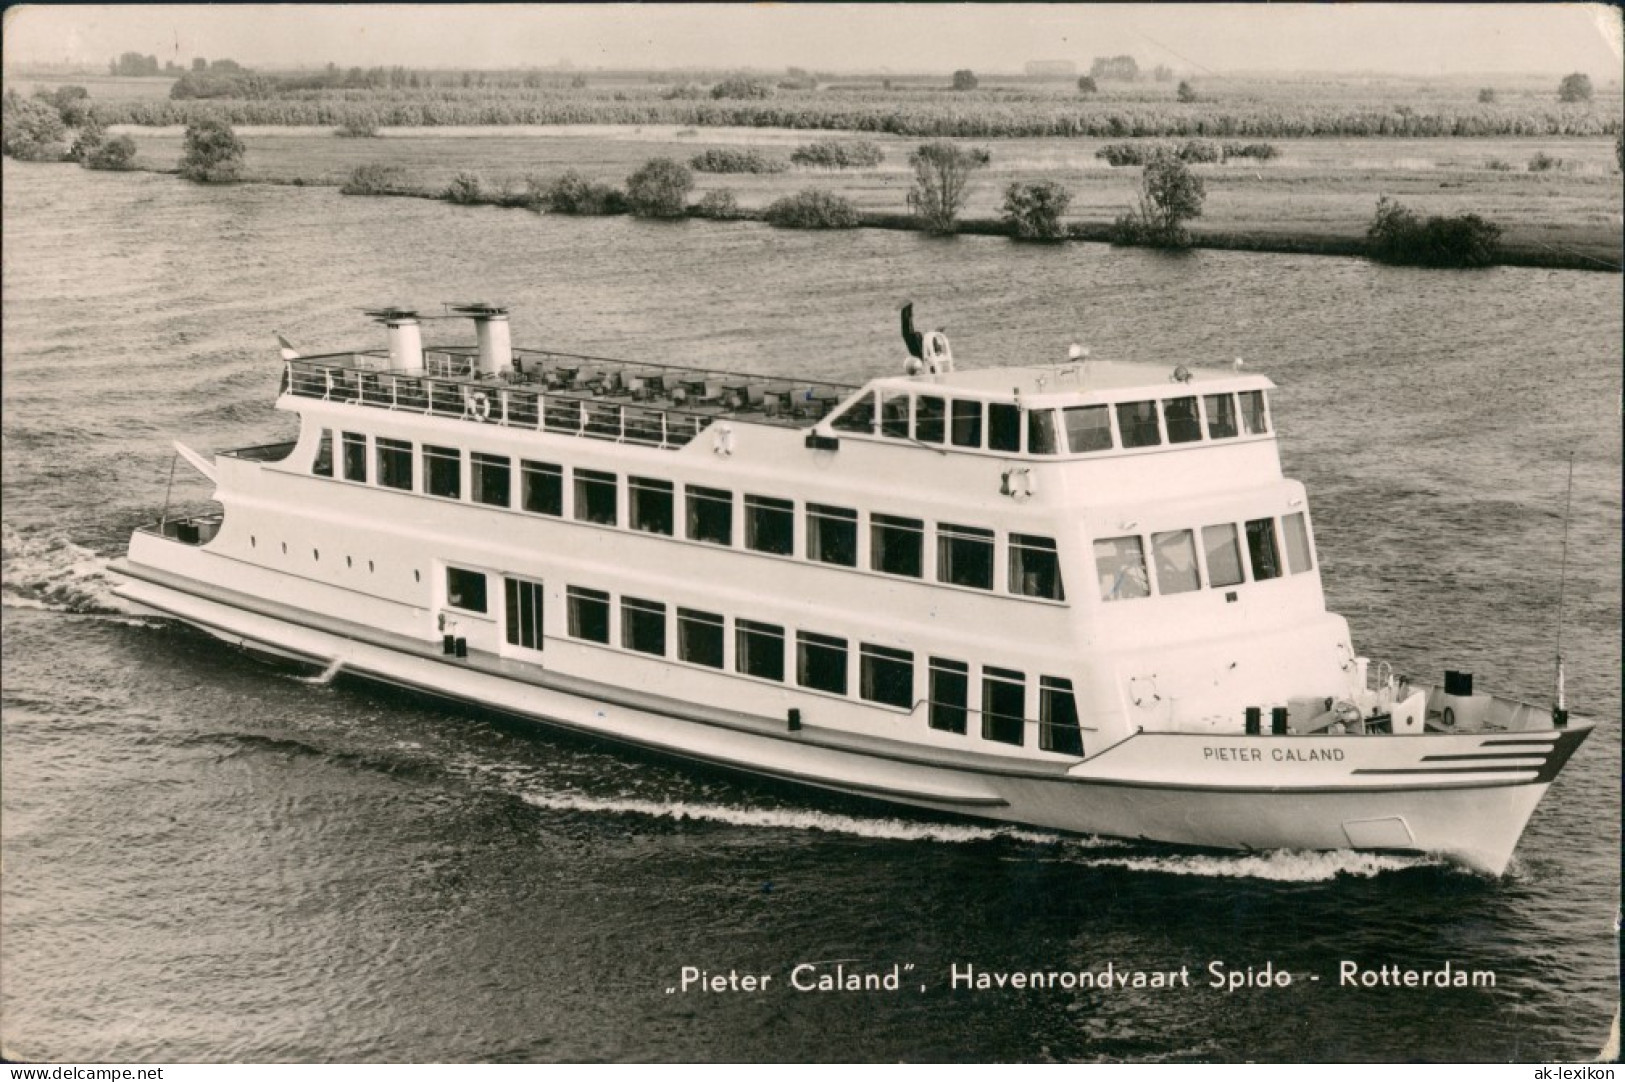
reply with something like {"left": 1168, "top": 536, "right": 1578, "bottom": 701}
{"left": 281, "top": 542, "right": 287, "bottom": 554}
{"left": 251, "top": 536, "right": 257, "bottom": 548}
{"left": 313, "top": 549, "right": 320, "bottom": 561}
{"left": 346, "top": 555, "right": 353, "bottom": 568}
{"left": 414, "top": 569, "right": 421, "bottom": 583}
{"left": 369, "top": 560, "right": 375, "bottom": 573}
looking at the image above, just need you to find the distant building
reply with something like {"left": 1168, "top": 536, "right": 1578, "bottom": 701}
{"left": 1024, "top": 60, "right": 1078, "bottom": 78}
{"left": 1090, "top": 55, "right": 1140, "bottom": 81}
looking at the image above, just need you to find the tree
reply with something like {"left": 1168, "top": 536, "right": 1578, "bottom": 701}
{"left": 1, "top": 91, "right": 68, "bottom": 161}
{"left": 907, "top": 142, "right": 988, "bottom": 234}
{"left": 1001, "top": 181, "right": 1072, "bottom": 241}
{"left": 85, "top": 134, "right": 138, "bottom": 171}
{"left": 1557, "top": 73, "right": 1593, "bottom": 103}
{"left": 1176, "top": 80, "right": 1197, "bottom": 103}
{"left": 1077, "top": 75, "right": 1097, "bottom": 94}
{"left": 179, "top": 117, "right": 245, "bottom": 182}
{"left": 951, "top": 69, "right": 979, "bottom": 91}
{"left": 1477, "top": 87, "right": 1496, "bottom": 104}
{"left": 625, "top": 157, "right": 693, "bottom": 218}
{"left": 711, "top": 76, "right": 772, "bottom": 99}
{"left": 1129, "top": 152, "right": 1205, "bottom": 247}
{"left": 69, "top": 113, "right": 105, "bottom": 161}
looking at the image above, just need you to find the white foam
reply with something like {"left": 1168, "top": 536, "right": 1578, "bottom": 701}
{"left": 1091, "top": 848, "right": 1443, "bottom": 882}
{"left": 0, "top": 522, "right": 132, "bottom": 615}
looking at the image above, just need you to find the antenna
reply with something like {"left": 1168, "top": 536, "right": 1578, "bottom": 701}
{"left": 1552, "top": 452, "right": 1575, "bottom": 727}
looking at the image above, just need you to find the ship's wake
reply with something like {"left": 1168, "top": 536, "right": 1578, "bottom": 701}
{"left": 1, "top": 522, "right": 135, "bottom": 617}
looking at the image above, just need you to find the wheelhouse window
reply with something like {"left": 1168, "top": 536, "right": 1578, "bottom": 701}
{"left": 937, "top": 523, "right": 994, "bottom": 590}
{"left": 1027, "top": 409, "right": 1059, "bottom": 455}
{"left": 521, "top": 460, "right": 563, "bottom": 517}
{"left": 1040, "top": 677, "right": 1083, "bottom": 755}
{"left": 1010, "top": 534, "right": 1065, "bottom": 601}
{"left": 621, "top": 596, "right": 666, "bottom": 656}
{"left": 504, "top": 577, "right": 544, "bottom": 651}
{"left": 342, "top": 432, "right": 367, "bottom": 482}
{"left": 677, "top": 608, "right": 724, "bottom": 668}
{"left": 879, "top": 392, "right": 911, "bottom": 438}
{"left": 988, "top": 402, "right": 1021, "bottom": 453}
{"left": 744, "top": 495, "right": 793, "bottom": 556}
{"left": 686, "top": 485, "right": 733, "bottom": 546}
{"left": 1239, "top": 390, "right": 1269, "bottom": 435}
{"left": 1245, "top": 517, "right": 1282, "bottom": 581}
{"left": 736, "top": 619, "right": 784, "bottom": 682}
{"left": 1203, "top": 393, "right": 1238, "bottom": 439}
{"left": 860, "top": 644, "right": 914, "bottom": 709}
{"left": 807, "top": 503, "right": 857, "bottom": 567}
{"left": 313, "top": 429, "right": 334, "bottom": 477}
{"left": 870, "top": 514, "right": 924, "bottom": 578}
{"left": 1283, "top": 512, "right": 1314, "bottom": 574}
{"left": 1094, "top": 536, "right": 1150, "bottom": 601}
{"left": 566, "top": 586, "right": 610, "bottom": 643}
{"left": 830, "top": 391, "right": 876, "bottom": 434}
{"left": 914, "top": 396, "right": 946, "bottom": 443}
{"left": 982, "top": 667, "right": 1026, "bottom": 746}
{"left": 951, "top": 400, "right": 983, "bottom": 448}
{"left": 376, "top": 437, "right": 413, "bottom": 491}
{"left": 1163, "top": 397, "right": 1202, "bottom": 444}
{"left": 1202, "top": 523, "right": 1245, "bottom": 588}
{"left": 629, "top": 476, "right": 675, "bottom": 535}
{"left": 1151, "top": 529, "right": 1202, "bottom": 595}
{"left": 1115, "top": 401, "right": 1161, "bottom": 448}
{"left": 445, "top": 566, "right": 487, "bottom": 613}
{"left": 471, "top": 452, "right": 510, "bottom": 507}
{"left": 929, "top": 657, "right": 969, "bottom": 734}
{"left": 1063, "top": 405, "right": 1112, "bottom": 453}
{"left": 424, "top": 444, "right": 461, "bottom": 499}
{"left": 574, "top": 469, "right": 617, "bottom": 526}
{"left": 796, "top": 631, "right": 848, "bottom": 696}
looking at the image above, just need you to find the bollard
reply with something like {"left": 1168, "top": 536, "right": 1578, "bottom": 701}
{"left": 1271, "top": 707, "right": 1288, "bottom": 735}
{"left": 1245, "top": 707, "right": 1261, "bottom": 736}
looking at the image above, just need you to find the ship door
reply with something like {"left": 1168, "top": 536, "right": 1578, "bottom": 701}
{"left": 503, "top": 576, "right": 545, "bottom": 658}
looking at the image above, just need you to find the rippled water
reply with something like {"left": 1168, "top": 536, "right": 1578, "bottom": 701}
{"left": 2, "top": 160, "right": 1619, "bottom": 1063}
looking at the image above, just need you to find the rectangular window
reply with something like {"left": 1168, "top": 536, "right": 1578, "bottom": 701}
{"left": 1115, "top": 401, "right": 1161, "bottom": 448}
{"left": 735, "top": 619, "right": 785, "bottom": 682}
{"left": 313, "top": 429, "right": 334, "bottom": 477}
{"left": 1151, "top": 529, "right": 1202, "bottom": 595}
{"left": 1040, "top": 676, "right": 1083, "bottom": 755}
{"left": 521, "top": 460, "right": 563, "bottom": 516}
{"left": 937, "top": 523, "right": 994, "bottom": 590}
{"left": 677, "top": 608, "right": 724, "bottom": 669}
{"left": 574, "top": 469, "right": 617, "bottom": 526}
{"left": 621, "top": 596, "right": 666, "bottom": 656}
{"left": 1246, "top": 517, "right": 1282, "bottom": 582}
{"left": 914, "top": 395, "right": 946, "bottom": 443}
{"left": 1094, "top": 536, "right": 1150, "bottom": 601}
{"left": 1163, "top": 397, "right": 1202, "bottom": 443}
{"left": 796, "top": 631, "right": 848, "bottom": 696}
{"left": 1283, "top": 512, "right": 1314, "bottom": 575}
{"left": 1027, "top": 409, "right": 1059, "bottom": 455}
{"left": 744, "top": 495, "right": 794, "bottom": 556}
{"left": 686, "top": 485, "right": 733, "bottom": 546}
{"left": 424, "top": 444, "right": 461, "bottom": 500}
{"left": 950, "top": 400, "right": 983, "bottom": 448}
{"left": 988, "top": 402, "right": 1021, "bottom": 453}
{"left": 1202, "top": 523, "right": 1245, "bottom": 588}
{"left": 504, "top": 577, "right": 545, "bottom": 651}
{"left": 830, "top": 391, "right": 875, "bottom": 434}
{"left": 471, "top": 452, "right": 510, "bottom": 507}
{"left": 1239, "top": 390, "right": 1269, "bottom": 435}
{"left": 929, "top": 657, "right": 969, "bottom": 734}
{"left": 1009, "top": 534, "right": 1065, "bottom": 601}
{"left": 870, "top": 514, "right": 924, "bottom": 578}
{"left": 376, "top": 437, "right": 413, "bottom": 491}
{"left": 629, "top": 477, "right": 675, "bottom": 535}
{"left": 1203, "top": 393, "right": 1238, "bottom": 439}
{"left": 860, "top": 644, "right": 914, "bottom": 709}
{"left": 982, "top": 667, "right": 1026, "bottom": 746}
{"left": 807, "top": 503, "right": 858, "bottom": 567}
{"left": 879, "top": 392, "right": 911, "bottom": 438}
{"left": 446, "top": 566, "right": 487, "bottom": 613}
{"left": 566, "top": 586, "right": 611, "bottom": 644}
{"left": 1062, "top": 404, "right": 1112, "bottom": 453}
{"left": 342, "top": 431, "right": 368, "bottom": 482}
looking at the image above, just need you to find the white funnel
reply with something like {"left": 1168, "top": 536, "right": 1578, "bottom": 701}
{"left": 367, "top": 308, "right": 423, "bottom": 370}
{"left": 454, "top": 304, "right": 512, "bottom": 376}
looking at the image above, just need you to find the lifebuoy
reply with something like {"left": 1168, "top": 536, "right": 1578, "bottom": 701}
{"left": 470, "top": 391, "right": 491, "bottom": 421}
{"left": 1441, "top": 706, "right": 1456, "bottom": 728}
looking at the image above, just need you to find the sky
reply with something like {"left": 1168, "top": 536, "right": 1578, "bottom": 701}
{"left": 4, "top": 3, "right": 1622, "bottom": 78}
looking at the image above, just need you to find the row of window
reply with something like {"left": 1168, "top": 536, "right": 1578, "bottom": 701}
{"left": 1092, "top": 512, "right": 1314, "bottom": 602}
{"left": 830, "top": 387, "right": 1270, "bottom": 456}
{"left": 314, "top": 429, "right": 1066, "bottom": 601}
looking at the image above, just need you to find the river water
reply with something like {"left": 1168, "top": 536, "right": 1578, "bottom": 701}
{"left": 2, "top": 160, "right": 1619, "bottom": 1063}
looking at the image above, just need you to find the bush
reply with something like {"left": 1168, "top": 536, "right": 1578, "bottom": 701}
{"left": 178, "top": 117, "right": 244, "bottom": 182}
{"left": 341, "top": 162, "right": 409, "bottom": 195}
{"left": 952, "top": 70, "right": 979, "bottom": 91}
{"left": 1527, "top": 151, "right": 1562, "bottom": 172}
{"left": 1179, "top": 139, "right": 1222, "bottom": 164}
{"left": 790, "top": 139, "right": 884, "bottom": 168}
{"left": 689, "top": 147, "right": 788, "bottom": 174}
{"left": 907, "top": 142, "right": 988, "bottom": 234}
{"left": 2, "top": 92, "right": 69, "bottom": 160}
{"left": 1557, "top": 73, "right": 1593, "bottom": 104}
{"left": 1098, "top": 140, "right": 1227, "bottom": 167}
{"left": 1176, "top": 80, "right": 1197, "bottom": 103}
{"left": 1096, "top": 141, "right": 1156, "bottom": 167}
{"left": 1221, "top": 141, "right": 1280, "bottom": 161}
{"left": 443, "top": 171, "right": 483, "bottom": 204}
{"left": 1366, "top": 196, "right": 1501, "bottom": 267}
{"left": 84, "top": 134, "right": 137, "bottom": 170}
{"left": 625, "top": 157, "right": 693, "bottom": 218}
{"left": 663, "top": 83, "right": 705, "bottom": 100}
{"left": 1477, "top": 88, "right": 1497, "bottom": 104}
{"left": 693, "top": 190, "right": 742, "bottom": 220}
{"left": 764, "top": 189, "right": 861, "bottom": 229}
{"left": 1001, "top": 181, "right": 1072, "bottom": 241}
{"left": 711, "top": 77, "right": 772, "bottom": 100}
{"left": 336, "top": 113, "right": 380, "bottom": 137}
{"left": 1484, "top": 158, "right": 1513, "bottom": 172}
{"left": 1113, "top": 152, "right": 1205, "bottom": 248}
{"left": 1077, "top": 76, "right": 1098, "bottom": 94}
{"left": 540, "top": 170, "right": 626, "bottom": 215}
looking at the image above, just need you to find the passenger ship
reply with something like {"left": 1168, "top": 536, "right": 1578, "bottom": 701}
{"left": 112, "top": 303, "right": 1591, "bottom": 876}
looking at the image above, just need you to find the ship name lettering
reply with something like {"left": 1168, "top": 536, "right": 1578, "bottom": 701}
{"left": 1203, "top": 747, "right": 1263, "bottom": 762}
{"left": 1271, "top": 747, "right": 1345, "bottom": 762}
{"left": 677, "top": 966, "right": 772, "bottom": 993}
{"left": 791, "top": 962, "right": 902, "bottom": 992}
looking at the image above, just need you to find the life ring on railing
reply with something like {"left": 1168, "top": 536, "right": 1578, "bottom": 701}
{"left": 470, "top": 391, "right": 491, "bottom": 422}
{"left": 923, "top": 331, "right": 954, "bottom": 375}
